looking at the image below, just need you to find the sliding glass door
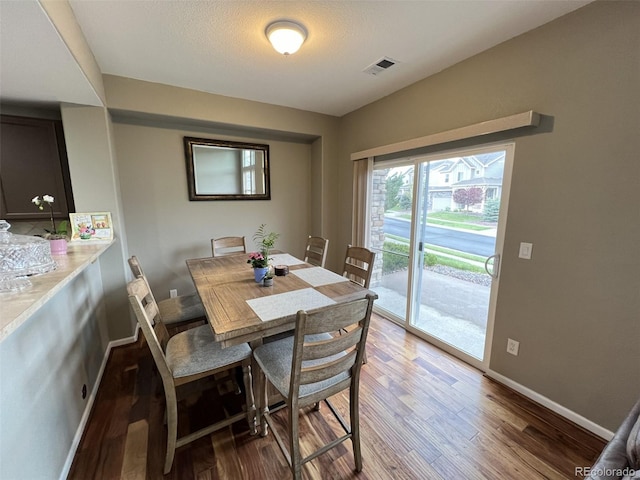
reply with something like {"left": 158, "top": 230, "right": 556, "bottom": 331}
{"left": 368, "top": 144, "right": 513, "bottom": 368}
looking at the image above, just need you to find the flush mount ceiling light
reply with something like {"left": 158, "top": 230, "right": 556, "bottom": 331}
{"left": 265, "top": 21, "right": 307, "bottom": 55}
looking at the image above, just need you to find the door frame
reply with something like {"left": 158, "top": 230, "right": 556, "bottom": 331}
{"left": 373, "top": 141, "right": 516, "bottom": 371}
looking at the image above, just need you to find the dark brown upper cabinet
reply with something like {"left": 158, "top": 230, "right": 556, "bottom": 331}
{"left": 0, "top": 115, "right": 75, "bottom": 220}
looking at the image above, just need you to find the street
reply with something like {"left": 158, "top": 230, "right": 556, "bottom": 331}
{"left": 383, "top": 216, "right": 496, "bottom": 257}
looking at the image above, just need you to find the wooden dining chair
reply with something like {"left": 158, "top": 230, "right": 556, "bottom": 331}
{"left": 253, "top": 294, "right": 375, "bottom": 480}
{"left": 128, "top": 256, "right": 205, "bottom": 328}
{"left": 342, "top": 245, "right": 376, "bottom": 288}
{"left": 211, "top": 236, "right": 247, "bottom": 257}
{"left": 342, "top": 245, "right": 376, "bottom": 363}
{"left": 127, "top": 277, "right": 256, "bottom": 474}
{"left": 303, "top": 235, "right": 329, "bottom": 267}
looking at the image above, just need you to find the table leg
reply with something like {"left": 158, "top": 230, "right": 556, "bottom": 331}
{"left": 250, "top": 338, "right": 269, "bottom": 437}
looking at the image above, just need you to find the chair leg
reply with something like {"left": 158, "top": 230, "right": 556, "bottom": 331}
{"left": 242, "top": 363, "right": 257, "bottom": 435}
{"left": 257, "top": 368, "right": 269, "bottom": 437}
{"left": 289, "top": 407, "right": 302, "bottom": 480}
{"left": 164, "top": 391, "right": 179, "bottom": 474}
{"left": 350, "top": 384, "right": 363, "bottom": 472}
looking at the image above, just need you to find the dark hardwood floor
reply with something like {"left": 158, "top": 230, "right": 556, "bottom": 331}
{"left": 68, "top": 314, "right": 605, "bottom": 479}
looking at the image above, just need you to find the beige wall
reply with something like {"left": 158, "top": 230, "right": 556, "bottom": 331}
{"left": 103, "top": 75, "right": 349, "bottom": 312}
{"left": 61, "top": 104, "right": 132, "bottom": 339}
{"left": 338, "top": 1, "right": 640, "bottom": 431}
{"left": 113, "top": 119, "right": 314, "bottom": 298}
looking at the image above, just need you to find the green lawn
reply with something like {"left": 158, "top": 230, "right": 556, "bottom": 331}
{"left": 428, "top": 211, "right": 483, "bottom": 223}
{"left": 393, "top": 212, "right": 492, "bottom": 231}
{"left": 383, "top": 235, "right": 487, "bottom": 274}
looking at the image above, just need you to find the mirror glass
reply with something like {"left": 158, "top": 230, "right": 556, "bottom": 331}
{"left": 184, "top": 137, "right": 270, "bottom": 201}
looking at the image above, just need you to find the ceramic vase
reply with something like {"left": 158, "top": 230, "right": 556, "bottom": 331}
{"left": 254, "top": 267, "right": 268, "bottom": 283}
{"left": 49, "top": 238, "right": 68, "bottom": 255}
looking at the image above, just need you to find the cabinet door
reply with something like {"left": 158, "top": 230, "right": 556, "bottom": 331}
{"left": 0, "top": 115, "right": 74, "bottom": 220}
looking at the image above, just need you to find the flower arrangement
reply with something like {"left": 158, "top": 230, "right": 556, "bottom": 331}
{"left": 247, "top": 252, "right": 268, "bottom": 268}
{"left": 31, "top": 195, "right": 68, "bottom": 239}
{"left": 247, "top": 224, "right": 280, "bottom": 269}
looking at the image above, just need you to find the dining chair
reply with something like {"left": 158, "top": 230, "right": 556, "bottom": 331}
{"left": 253, "top": 294, "right": 375, "bottom": 480}
{"left": 342, "top": 245, "right": 376, "bottom": 363}
{"left": 342, "top": 245, "right": 376, "bottom": 288}
{"left": 303, "top": 235, "right": 329, "bottom": 267}
{"left": 211, "top": 236, "right": 247, "bottom": 257}
{"left": 128, "top": 256, "right": 205, "bottom": 328}
{"left": 127, "top": 277, "right": 256, "bottom": 474}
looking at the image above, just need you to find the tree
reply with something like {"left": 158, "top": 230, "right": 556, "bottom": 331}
{"left": 453, "top": 187, "right": 484, "bottom": 211}
{"left": 483, "top": 198, "right": 501, "bottom": 222}
{"left": 385, "top": 172, "right": 404, "bottom": 210}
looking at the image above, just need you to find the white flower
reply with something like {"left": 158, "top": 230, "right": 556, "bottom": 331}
{"left": 42, "top": 195, "right": 54, "bottom": 203}
{"left": 31, "top": 196, "right": 41, "bottom": 206}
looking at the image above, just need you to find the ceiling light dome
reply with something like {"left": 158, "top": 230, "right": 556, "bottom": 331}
{"left": 266, "top": 21, "right": 307, "bottom": 55}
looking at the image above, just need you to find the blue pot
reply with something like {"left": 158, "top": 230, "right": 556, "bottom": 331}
{"left": 254, "top": 267, "right": 269, "bottom": 283}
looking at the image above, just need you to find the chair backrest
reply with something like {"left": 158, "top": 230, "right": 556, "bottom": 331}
{"left": 289, "top": 294, "right": 375, "bottom": 408}
{"left": 303, "top": 236, "right": 329, "bottom": 267}
{"left": 128, "top": 255, "right": 144, "bottom": 278}
{"left": 127, "top": 278, "right": 172, "bottom": 377}
{"left": 342, "top": 245, "right": 376, "bottom": 288}
{"left": 211, "top": 236, "right": 247, "bottom": 257}
{"left": 128, "top": 255, "right": 163, "bottom": 315}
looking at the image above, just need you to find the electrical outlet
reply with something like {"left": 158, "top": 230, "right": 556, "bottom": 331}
{"left": 170, "top": 289, "right": 177, "bottom": 298}
{"left": 507, "top": 338, "right": 520, "bottom": 356}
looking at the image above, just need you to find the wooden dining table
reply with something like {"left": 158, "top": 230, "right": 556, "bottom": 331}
{"left": 186, "top": 252, "right": 378, "bottom": 434}
{"left": 186, "top": 252, "right": 378, "bottom": 349}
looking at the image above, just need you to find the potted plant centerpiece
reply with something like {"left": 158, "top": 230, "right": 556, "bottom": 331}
{"left": 247, "top": 224, "right": 279, "bottom": 283}
{"left": 32, "top": 195, "right": 68, "bottom": 255}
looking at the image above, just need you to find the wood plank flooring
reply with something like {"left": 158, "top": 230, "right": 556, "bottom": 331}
{"left": 68, "top": 314, "right": 605, "bottom": 479}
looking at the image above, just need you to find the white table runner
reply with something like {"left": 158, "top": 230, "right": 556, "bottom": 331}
{"left": 246, "top": 288, "right": 336, "bottom": 322}
{"left": 291, "top": 267, "right": 349, "bottom": 287}
{"left": 269, "top": 253, "right": 306, "bottom": 266}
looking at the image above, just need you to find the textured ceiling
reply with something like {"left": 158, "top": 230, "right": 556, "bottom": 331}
{"left": 1, "top": 1, "right": 591, "bottom": 117}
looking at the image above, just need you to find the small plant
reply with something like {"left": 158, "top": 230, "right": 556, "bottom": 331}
{"left": 247, "top": 252, "right": 268, "bottom": 269}
{"left": 253, "top": 224, "right": 279, "bottom": 255}
{"left": 247, "top": 224, "right": 280, "bottom": 270}
{"left": 31, "top": 195, "right": 68, "bottom": 239}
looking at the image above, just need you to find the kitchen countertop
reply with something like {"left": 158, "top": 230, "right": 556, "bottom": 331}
{"left": 0, "top": 240, "right": 114, "bottom": 343}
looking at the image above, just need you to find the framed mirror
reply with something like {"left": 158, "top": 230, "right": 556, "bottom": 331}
{"left": 184, "top": 137, "right": 271, "bottom": 201}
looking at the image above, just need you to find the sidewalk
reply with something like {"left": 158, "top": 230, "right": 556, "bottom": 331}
{"left": 372, "top": 269, "right": 489, "bottom": 360}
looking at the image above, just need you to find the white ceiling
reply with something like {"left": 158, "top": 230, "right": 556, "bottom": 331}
{"left": 1, "top": 0, "right": 591, "bottom": 117}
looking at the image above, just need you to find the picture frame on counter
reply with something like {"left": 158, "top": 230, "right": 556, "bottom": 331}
{"left": 69, "top": 212, "right": 114, "bottom": 243}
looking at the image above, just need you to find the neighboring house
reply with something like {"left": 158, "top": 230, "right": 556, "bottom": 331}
{"left": 428, "top": 151, "right": 505, "bottom": 213}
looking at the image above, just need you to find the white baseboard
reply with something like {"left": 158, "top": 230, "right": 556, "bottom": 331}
{"left": 486, "top": 369, "right": 614, "bottom": 441}
{"left": 59, "top": 325, "right": 140, "bottom": 480}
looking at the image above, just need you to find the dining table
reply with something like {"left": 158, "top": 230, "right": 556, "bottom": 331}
{"left": 186, "top": 251, "right": 378, "bottom": 349}
{"left": 186, "top": 251, "right": 378, "bottom": 433}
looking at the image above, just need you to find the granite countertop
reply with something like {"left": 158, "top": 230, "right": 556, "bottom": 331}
{"left": 0, "top": 241, "right": 114, "bottom": 342}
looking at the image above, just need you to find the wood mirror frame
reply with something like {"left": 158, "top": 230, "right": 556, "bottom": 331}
{"left": 184, "top": 137, "right": 271, "bottom": 201}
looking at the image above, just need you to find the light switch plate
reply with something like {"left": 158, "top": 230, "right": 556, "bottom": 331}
{"left": 519, "top": 242, "right": 533, "bottom": 259}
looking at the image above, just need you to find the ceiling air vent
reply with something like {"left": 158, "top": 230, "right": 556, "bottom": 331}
{"left": 363, "top": 57, "right": 397, "bottom": 76}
